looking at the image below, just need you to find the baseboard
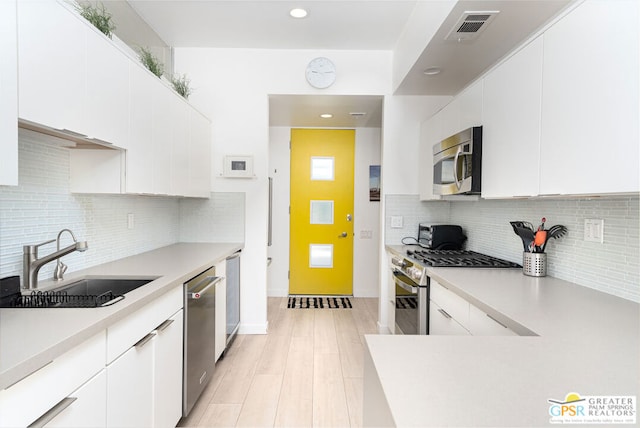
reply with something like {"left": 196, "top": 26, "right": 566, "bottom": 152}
{"left": 238, "top": 322, "right": 268, "bottom": 335}
{"left": 267, "top": 287, "right": 289, "bottom": 297}
{"left": 377, "top": 321, "right": 391, "bottom": 334}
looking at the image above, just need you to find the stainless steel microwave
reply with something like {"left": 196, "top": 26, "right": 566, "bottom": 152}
{"left": 433, "top": 126, "right": 482, "bottom": 195}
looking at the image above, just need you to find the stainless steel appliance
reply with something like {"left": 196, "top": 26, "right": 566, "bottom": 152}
{"left": 225, "top": 251, "right": 241, "bottom": 348}
{"left": 391, "top": 256, "right": 428, "bottom": 334}
{"left": 183, "top": 266, "right": 222, "bottom": 416}
{"left": 391, "top": 246, "right": 519, "bottom": 335}
{"left": 433, "top": 126, "right": 482, "bottom": 195}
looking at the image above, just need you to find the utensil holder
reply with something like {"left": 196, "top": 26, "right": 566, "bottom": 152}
{"left": 523, "top": 252, "right": 547, "bottom": 277}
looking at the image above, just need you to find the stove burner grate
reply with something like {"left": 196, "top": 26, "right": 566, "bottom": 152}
{"left": 407, "top": 249, "right": 520, "bottom": 268}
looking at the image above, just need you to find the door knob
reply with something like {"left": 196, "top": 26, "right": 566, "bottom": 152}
{"left": 338, "top": 232, "right": 348, "bottom": 238}
{"left": 346, "top": 214, "right": 352, "bottom": 222}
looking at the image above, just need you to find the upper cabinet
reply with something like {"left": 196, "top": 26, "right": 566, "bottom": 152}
{"left": 482, "top": 37, "right": 543, "bottom": 198}
{"left": 0, "top": 0, "right": 18, "bottom": 186}
{"left": 18, "top": 0, "right": 87, "bottom": 135}
{"left": 433, "top": 0, "right": 638, "bottom": 199}
{"left": 419, "top": 81, "right": 482, "bottom": 201}
{"left": 18, "top": 0, "right": 212, "bottom": 197}
{"left": 539, "top": 0, "right": 639, "bottom": 196}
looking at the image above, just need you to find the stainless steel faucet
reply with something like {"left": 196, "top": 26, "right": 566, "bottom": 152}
{"left": 23, "top": 229, "right": 88, "bottom": 290}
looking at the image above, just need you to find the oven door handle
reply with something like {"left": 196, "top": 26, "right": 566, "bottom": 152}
{"left": 392, "top": 270, "right": 419, "bottom": 293}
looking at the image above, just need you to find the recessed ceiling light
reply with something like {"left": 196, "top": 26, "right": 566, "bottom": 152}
{"left": 290, "top": 8, "right": 308, "bottom": 18}
{"left": 320, "top": 113, "right": 333, "bottom": 119}
{"left": 423, "top": 67, "right": 442, "bottom": 76}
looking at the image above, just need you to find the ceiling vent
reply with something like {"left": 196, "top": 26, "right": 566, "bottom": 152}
{"left": 445, "top": 11, "right": 499, "bottom": 42}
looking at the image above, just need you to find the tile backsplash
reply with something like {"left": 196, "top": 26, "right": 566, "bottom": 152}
{"left": 0, "top": 139, "right": 244, "bottom": 284}
{"left": 385, "top": 194, "right": 640, "bottom": 302}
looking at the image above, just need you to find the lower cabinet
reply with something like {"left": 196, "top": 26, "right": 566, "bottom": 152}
{"left": 153, "top": 309, "right": 184, "bottom": 426}
{"left": 46, "top": 370, "right": 107, "bottom": 428}
{"left": 429, "top": 279, "right": 517, "bottom": 336}
{"left": 429, "top": 299, "right": 471, "bottom": 336}
{"left": 106, "top": 335, "right": 154, "bottom": 427}
{"left": 106, "top": 309, "right": 183, "bottom": 428}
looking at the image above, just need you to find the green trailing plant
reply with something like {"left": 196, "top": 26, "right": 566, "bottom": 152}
{"left": 138, "top": 47, "right": 164, "bottom": 78}
{"left": 170, "top": 74, "right": 193, "bottom": 99}
{"left": 74, "top": 2, "right": 115, "bottom": 39}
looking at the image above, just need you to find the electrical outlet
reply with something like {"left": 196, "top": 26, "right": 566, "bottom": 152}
{"left": 360, "top": 230, "right": 373, "bottom": 239}
{"left": 390, "top": 216, "right": 403, "bottom": 229}
{"left": 584, "top": 218, "right": 604, "bottom": 243}
{"left": 127, "top": 213, "right": 135, "bottom": 230}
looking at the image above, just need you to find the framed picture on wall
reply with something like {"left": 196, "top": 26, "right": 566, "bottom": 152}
{"left": 369, "top": 165, "right": 380, "bottom": 201}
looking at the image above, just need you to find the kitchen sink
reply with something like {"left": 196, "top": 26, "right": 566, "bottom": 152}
{"left": 54, "top": 277, "right": 155, "bottom": 298}
{"left": 1, "top": 277, "right": 157, "bottom": 308}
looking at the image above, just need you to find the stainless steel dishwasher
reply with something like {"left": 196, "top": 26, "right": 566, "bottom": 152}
{"left": 183, "top": 266, "right": 222, "bottom": 417}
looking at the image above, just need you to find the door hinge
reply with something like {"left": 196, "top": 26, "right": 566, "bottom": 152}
{"left": 289, "top": 205, "right": 290, "bottom": 214}
{"left": 289, "top": 140, "right": 291, "bottom": 150}
{"left": 288, "top": 270, "right": 290, "bottom": 279}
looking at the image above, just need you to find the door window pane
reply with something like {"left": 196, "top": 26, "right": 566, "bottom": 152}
{"left": 311, "top": 157, "right": 334, "bottom": 181}
{"left": 310, "top": 200, "right": 334, "bottom": 224}
{"left": 309, "top": 244, "right": 333, "bottom": 268}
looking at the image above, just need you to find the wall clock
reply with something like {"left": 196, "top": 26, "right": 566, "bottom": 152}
{"left": 305, "top": 57, "right": 336, "bottom": 89}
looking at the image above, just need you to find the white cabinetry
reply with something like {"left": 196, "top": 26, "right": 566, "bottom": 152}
{"left": 189, "top": 110, "right": 213, "bottom": 198}
{"left": 468, "top": 305, "right": 517, "bottom": 336}
{"left": 0, "top": 0, "right": 18, "bottom": 186}
{"left": 18, "top": 0, "right": 212, "bottom": 197}
{"left": 153, "top": 310, "right": 184, "bottom": 427}
{"left": 215, "top": 259, "right": 227, "bottom": 361}
{"left": 45, "top": 370, "right": 107, "bottom": 428}
{"left": 106, "top": 334, "right": 154, "bottom": 428}
{"left": 440, "top": 80, "right": 483, "bottom": 139}
{"left": 106, "top": 285, "right": 183, "bottom": 427}
{"left": 0, "top": 332, "right": 106, "bottom": 427}
{"left": 429, "top": 279, "right": 470, "bottom": 335}
{"left": 482, "top": 37, "right": 543, "bottom": 198}
{"left": 418, "top": 115, "right": 442, "bottom": 201}
{"left": 539, "top": 0, "right": 639, "bottom": 195}
{"left": 429, "top": 279, "right": 517, "bottom": 336}
{"left": 17, "top": 0, "right": 86, "bottom": 134}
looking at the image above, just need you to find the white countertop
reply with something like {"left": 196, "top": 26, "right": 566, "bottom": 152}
{"left": 0, "top": 242, "right": 242, "bottom": 390}
{"left": 367, "top": 246, "right": 639, "bottom": 427}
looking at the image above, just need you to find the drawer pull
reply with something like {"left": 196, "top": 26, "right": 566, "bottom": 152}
{"left": 28, "top": 397, "right": 77, "bottom": 428}
{"left": 134, "top": 332, "right": 156, "bottom": 348}
{"left": 486, "top": 313, "right": 509, "bottom": 329}
{"left": 156, "top": 318, "right": 174, "bottom": 332}
{"left": 437, "top": 308, "right": 452, "bottom": 319}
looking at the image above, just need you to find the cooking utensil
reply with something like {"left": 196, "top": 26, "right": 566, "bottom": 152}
{"left": 534, "top": 230, "right": 547, "bottom": 247}
{"left": 513, "top": 225, "right": 536, "bottom": 252}
{"left": 541, "top": 225, "right": 568, "bottom": 252}
{"left": 538, "top": 217, "right": 546, "bottom": 231}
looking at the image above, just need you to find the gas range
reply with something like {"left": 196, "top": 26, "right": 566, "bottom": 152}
{"left": 406, "top": 248, "right": 521, "bottom": 269}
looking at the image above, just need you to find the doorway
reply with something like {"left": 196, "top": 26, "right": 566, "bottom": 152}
{"left": 289, "top": 129, "right": 355, "bottom": 295}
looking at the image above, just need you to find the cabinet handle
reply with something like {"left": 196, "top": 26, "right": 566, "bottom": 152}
{"left": 438, "top": 308, "right": 452, "bottom": 319}
{"left": 486, "top": 313, "right": 509, "bottom": 329}
{"left": 156, "top": 318, "right": 174, "bottom": 332}
{"left": 134, "top": 332, "right": 156, "bottom": 348}
{"left": 28, "top": 397, "right": 77, "bottom": 428}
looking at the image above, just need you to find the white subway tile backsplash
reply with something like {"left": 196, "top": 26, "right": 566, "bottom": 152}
{"left": 0, "top": 139, "right": 244, "bottom": 287}
{"left": 385, "top": 194, "right": 639, "bottom": 302}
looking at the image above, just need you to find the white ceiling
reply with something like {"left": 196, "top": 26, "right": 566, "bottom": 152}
{"left": 114, "top": 0, "right": 572, "bottom": 128}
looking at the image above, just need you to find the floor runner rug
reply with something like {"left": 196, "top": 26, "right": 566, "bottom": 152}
{"left": 287, "top": 296, "right": 352, "bottom": 309}
{"left": 396, "top": 296, "right": 418, "bottom": 309}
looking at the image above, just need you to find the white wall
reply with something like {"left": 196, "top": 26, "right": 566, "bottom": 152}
{"left": 175, "top": 48, "right": 392, "bottom": 333}
{"left": 376, "top": 95, "right": 451, "bottom": 332}
{"left": 267, "top": 126, "right": 381, "bottom": 298}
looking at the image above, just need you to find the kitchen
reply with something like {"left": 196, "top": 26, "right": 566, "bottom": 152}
{"left": 1, "top": 0, "right": 638, "bottom": 427}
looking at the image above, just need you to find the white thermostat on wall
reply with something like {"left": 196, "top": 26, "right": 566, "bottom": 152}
{"left": 223, "top": 155, "right": 254, "bottom": 178}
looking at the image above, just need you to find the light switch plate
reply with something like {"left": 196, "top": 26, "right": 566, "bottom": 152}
{"left": 584, "top": 218, "right": 604, "bottom": 243}
{"left": 390, "top": 216, "right": 403, "bottom": 229}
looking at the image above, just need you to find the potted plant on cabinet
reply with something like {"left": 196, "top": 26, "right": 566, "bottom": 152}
{"left": 73, "top": 2, "right": 115, "bottom": 39}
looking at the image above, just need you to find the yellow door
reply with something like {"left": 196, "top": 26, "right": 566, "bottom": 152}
{"left": 289, "top": 129, "right": 354, "bottom": 295}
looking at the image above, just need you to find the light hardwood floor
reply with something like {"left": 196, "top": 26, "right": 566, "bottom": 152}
{"left": 178, "top": 297, "right": 379, "bottom": 428}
